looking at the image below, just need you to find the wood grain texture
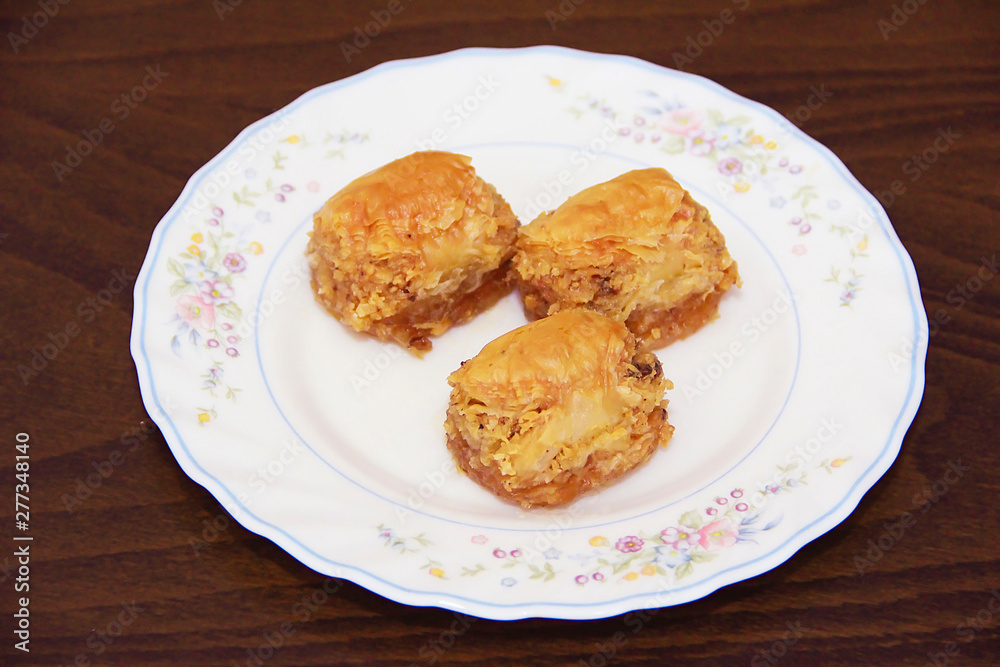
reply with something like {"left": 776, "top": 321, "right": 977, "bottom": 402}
{"left": 1, "top": 1, "right": 998, "bottom": 665}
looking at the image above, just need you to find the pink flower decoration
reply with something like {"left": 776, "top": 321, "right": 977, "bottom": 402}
{"left": 307, "top": 180, "right": 321, "bottom": 193}
{"left": 659, "top": 108, "right": 706, "bottom": 135}
{"left": 615, "top": 536, "right": 644, "bottom": 553}
{"left": 471, "top": 535, "right": 488, "bottom": 545}
{"left": 685, "top": 130, "right": 716, "bottom": 157}
{"left": 199, "top": 280, "right": 235, "bottom": 304}
{"left": 718, "top": 157, "right": 743, "bottom": 176}
{"left": 223, "top": 252, "right": 247, "bottom": 273}
{"left": 176, "top": 295, "right": 215, "bottom": 330}
{"left": 660, "top": 527, "right": 699, "bottom": 550}
{"left": 493, "top": 548, "right": 506, "bottom": 558}
{"left": 792, "top": 244, "right": 807, "bottom": 256}
{"left": 697, "top": 519, "right": 739, "bottom": 551}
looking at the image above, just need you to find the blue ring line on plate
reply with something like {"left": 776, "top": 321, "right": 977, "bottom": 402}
{"left": 136, "top": 46, "right": 927, "bottom": 614}
{"left": 254, "top": 139, "right": 802, "bottom": 531}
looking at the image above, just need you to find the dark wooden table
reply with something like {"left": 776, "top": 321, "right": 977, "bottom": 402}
{"left": 2, "top": 1, "right": 999, "bottom": 665}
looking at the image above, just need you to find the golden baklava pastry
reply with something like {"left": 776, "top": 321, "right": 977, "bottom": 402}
{"left": 444, "top": 309, "right": 674, "bottom": 508}
{"left": 307, "top": 151, "right": 519, "bottom": 353}
{"left": 513, "top": 168, "right": 740, "bottom": 349}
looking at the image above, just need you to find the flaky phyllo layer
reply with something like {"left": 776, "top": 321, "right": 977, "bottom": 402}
{"left": 445, "top": 309, "right": 674, "bottom": 508}
{"left": 514, "top": 168, "right": 740, "bottom": 348}
{"left": 307, "top": 151, "right": 519, "bottom": 353}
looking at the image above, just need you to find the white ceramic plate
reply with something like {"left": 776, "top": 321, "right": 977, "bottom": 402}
{"left": 131, "top": 46, "right": 927, "bottom": 620}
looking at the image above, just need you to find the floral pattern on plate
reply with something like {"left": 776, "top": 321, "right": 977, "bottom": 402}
{"left": 548, "top": 76, "right": 870, "bottom": 305}
{"left": 165, "top": 130, "right": 369, "bottom": 424}
{"left": 378, "top": 456, "right": 852, "bottom": 588}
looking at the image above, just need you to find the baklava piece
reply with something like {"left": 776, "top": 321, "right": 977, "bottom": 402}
{"left": 444, "top": 309, "right": 674, "bottom": 508}
{"left": 307, "top": 151, "right": 519, "bottom": 354}
{"left": 513, "top": 168, "right": 740, "bottom": 349}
